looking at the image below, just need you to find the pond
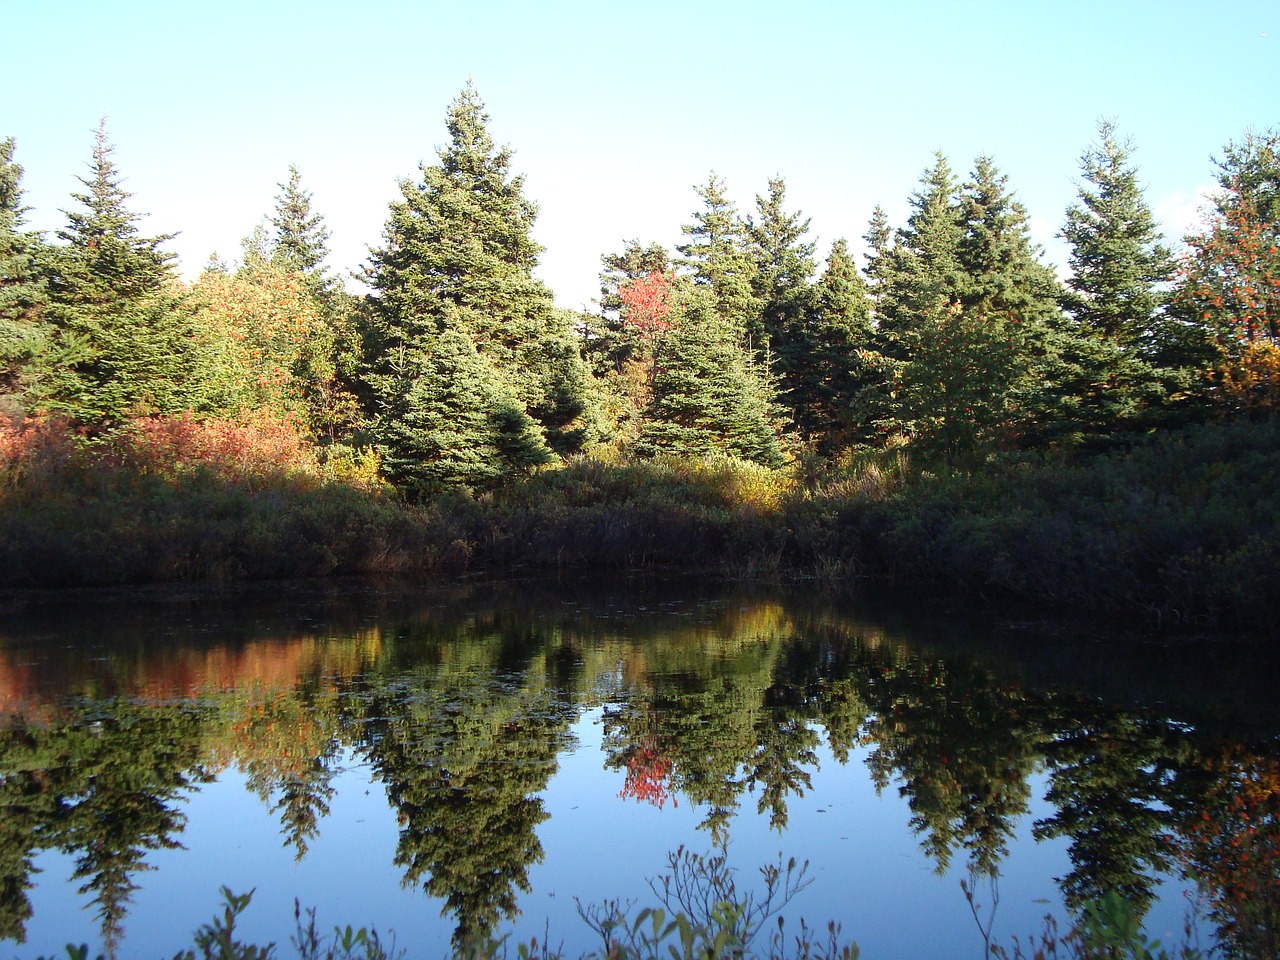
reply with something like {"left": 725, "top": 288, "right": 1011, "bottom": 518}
{"left": 0, "top": 578, "right": 1276, "bottom": 959}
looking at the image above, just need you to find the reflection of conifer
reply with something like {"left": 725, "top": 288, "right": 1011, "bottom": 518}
{"left": 1034, "top": 713, "right": 1187, "bottom": 918}
{"left": 52, "top": 707, "right": 205, "bottom": 957}
{"left": 271, "top": 756, "right": 338, "bottom": 861}
{"left": 359, "top": 682, "right": 573, "bottom": 948}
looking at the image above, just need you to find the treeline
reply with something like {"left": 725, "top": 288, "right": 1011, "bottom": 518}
{"left": 3, "top": 85, "right": 1278, "bottom": 478}
{"left": 1, "top": 86, "right": 1278, "bottom": 619}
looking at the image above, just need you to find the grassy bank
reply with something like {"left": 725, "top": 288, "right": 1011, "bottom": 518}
{"left": 2, "top": 415, "right": 1277, "bottom": 629}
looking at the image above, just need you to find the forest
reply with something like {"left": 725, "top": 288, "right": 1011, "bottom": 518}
{"left": 1, "top": 85, "right": 1278, "bottom": 627}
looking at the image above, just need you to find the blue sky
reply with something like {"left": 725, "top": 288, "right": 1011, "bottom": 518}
{"left": 7, "top": 1, "right": 1278, "bottom": 309}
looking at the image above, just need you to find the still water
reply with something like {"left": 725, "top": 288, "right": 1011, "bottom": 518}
{"left": 0, "top": 578, "right": 1276, "bottom": 959}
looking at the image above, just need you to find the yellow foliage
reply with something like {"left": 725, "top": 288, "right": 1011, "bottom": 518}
{"left": 1215, "top": 340, "right": 1280, "bottom": 412}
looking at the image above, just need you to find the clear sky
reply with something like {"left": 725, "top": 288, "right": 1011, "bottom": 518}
{"left": 6, "top": 0, "right": 1278, "bottom": 310}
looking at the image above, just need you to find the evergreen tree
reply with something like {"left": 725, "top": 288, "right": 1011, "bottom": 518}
{"left": 744, "top": 178, "right": 824, "bottom": 433}
{"left": 635, "top": 287, "right": 783, "bottom": 467}
{"left": 676, "top": 173, "right": 761, "bottom": 345}
{"left": 862, "top": 155, "right": 967, "bottom": 448}
{"left": 269, "top": 164, "right": 331, "bottom": 279}
{"left": 0, "top": 137, "right": 47, "bottom": 409}
{"left": 801, "top": 239, "right": 880, "bottom": 450}
{"left": 1054, "top": 121, "right": 1184, "bottom": 440}
{"left": 878, "top": 153, "right": 966, "bottom": 337}
{"left": 869, "top": 155, "right": 1061, "bottom": 462}
{"left": 31, "top": 120, "right": 191, "bottom": 426}
{"left": 746, "top": 176, "right": 817, "bottom": 345}
{"left": 373, "top": 322, "right": 551, "bottom": 492}
{"left": 364, "top": 83, "right": 590, "bottom": 479}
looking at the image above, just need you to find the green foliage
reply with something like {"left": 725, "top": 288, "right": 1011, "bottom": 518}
{"left": 635, "top": 287, "right": 784, "bottom": 468}
{"left": 867, "top": 154, "right": 1058, "bottom": 463}
{"left": 364, "top": 82, "right": 590, "bottom": 485}
{"left": 575, "top": 846, "right": 855, "bottom": 960}
{"left": 28, "top": 120, "right": 192, "bottom": 427}
{"left": 676, "top": 172, "right": 761, "bottom": 343}
{"left": 372, "top": 324, "right": 552, "bottom": 493}
{"left": 1051, "top": 121, "right": 1192, "bottom": 441}
{"left": 0, "top": 136, "right": 48, "bottom": 408}
{"left": 270, "top": 165, "right": 332, "bottom": 280}
{"left": 989, "top": 891, "right": 1205, "bottom": 960}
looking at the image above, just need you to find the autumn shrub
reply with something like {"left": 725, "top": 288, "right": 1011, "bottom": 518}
{"left": 109, "top": 410, "right": 320, "bottom": 489}
{"left": 1215, "top": 339, "right": 1280, "bottom": 413}
{"left": 0, "top": 414, "right": 81, "bottom": 489}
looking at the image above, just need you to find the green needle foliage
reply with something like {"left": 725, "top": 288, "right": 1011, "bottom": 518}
{"left": 0, "top": 136, "right": 47, "bottom": 411}
{"left": 364, "top": 82, "right": 590, "bottom": 487}
{"left": 29, "top": 120, "right": 193, "bottom": 428}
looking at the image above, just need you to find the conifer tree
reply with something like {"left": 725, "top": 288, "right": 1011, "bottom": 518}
{"left": 364, "top": 83, "right": 590, "bottom": 483}
{"left": 747, "top": 177, "right": 817, "bottom": 343}
{"left": 799, "top": 239, "right": 880, "bottom": 450}
{"left": 32, "top": 121, "right": 191, "bottom": 426}
{"left": 635, "top": 286, "right": 783, "bottom": 467}
{"left": 0, "top": 137, "right": 47, "bottom": 408}
{"left": 676, "top": 173, "right": 761, "bottom": 345}
{"left": 878, "top": 153, "right": 966, "bottom": 337}
{"left": 269, "top": 164, "right": 332, "bottom": 279}
{"left": 1054, "top": 121, "right": 1182, "bottom": 439}
{"left": 374, "top": 322, "right": 551, "bottom": 491}
{"left": 744, "top": 178, "right": 824, "bottom": 433}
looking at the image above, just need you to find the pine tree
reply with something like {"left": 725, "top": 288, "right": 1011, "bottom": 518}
{"left": 32, "top": 120, "right": 191, "bottom": 426}
{"left": 744, "top": 178, "right": 823, "bottom": 433}
{"left": 1054, "top": 121, "right": 1183, "bottom": 439}
{"left": 635, "top": 287, "right": 783, "bottom": 467}
{"left": 0, "top": 137, "right": 47, "bottom": 408}
{"left": 676, "top": 172, "right": 760, "bottom": 345}
{"left": 800, "top": 239, "right": 880, "bottom": 450}
{"left": 746, "top": 176, "right": 817, "bottom": 344}
{"left": 879, "top": 153, "right": 966, "bottom": 337}
{"left": 373, "top": 323, "right": 551, "bottom": 492}
{"left": 870, "top": 155, "right": 1060, "bottom": 462}
{"left": 269, "top": 164, "right": 332, "bottom": 279}
{"left": 955, "top": 156, "right": 1063, "bottom": 446}
{"left": 364, "top": 83, "right": 590, "bottom": 481}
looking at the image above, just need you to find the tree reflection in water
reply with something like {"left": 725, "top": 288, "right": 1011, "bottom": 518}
{"left": 0, "top": 585, "right": 1275, "bottom": 957}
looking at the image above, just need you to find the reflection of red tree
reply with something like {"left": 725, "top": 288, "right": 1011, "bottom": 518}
{"left": 1177, "top": 746, "right": 1280, "bottom": 957}
{"left": 619, "top": 736, "right": 677, "bottom": 809}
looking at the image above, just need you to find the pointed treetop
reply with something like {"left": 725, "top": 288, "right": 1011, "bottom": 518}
{"left": 0, "top": 137, "right": 31, "bottom": 230}
{"left": 270, "top": 164, "right": 331, "bottom": 275}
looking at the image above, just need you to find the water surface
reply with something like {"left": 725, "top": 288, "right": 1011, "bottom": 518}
{"left": 0, "top": 578, "right": 1275, "bottom": 958}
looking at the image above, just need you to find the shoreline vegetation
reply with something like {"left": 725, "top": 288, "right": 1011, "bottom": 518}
{"left": 3, "top": 89, "right": 1279, "bottom": 632}
{"left": 2, "top": 412, "right": 1277, "bottom": 631}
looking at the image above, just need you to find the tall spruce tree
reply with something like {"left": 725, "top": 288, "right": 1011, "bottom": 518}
{"left": 0, "top": 137, "right": 47, "bottom": 408}
{"left": 269, "top": 164, "right": 332, "bottom": 279}
{"left": 32, "top": 121, "right": 191, "bottom": 426}
{"left": 1054, "top": 121, "right": 1181, "bottom": 439}
{"left": 869, "top": 154, "right": 1061, "bottom": 463}
{"left": 745, "top": 178, "right": 823, "bottom": 432}
{"left": 801, "top": 239, "right": 880, "bottom": 450}
{"left": 635, "top": 285, "right": 783, "bottom": 467}
{"left": 878, "top": 153, "right": 966, "bottom": 337}
{"left": 676, "top": 173, "right": 761, "bottom": 345}
{"left": 364, "top": 84, "right": 590, "bottom": 484}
